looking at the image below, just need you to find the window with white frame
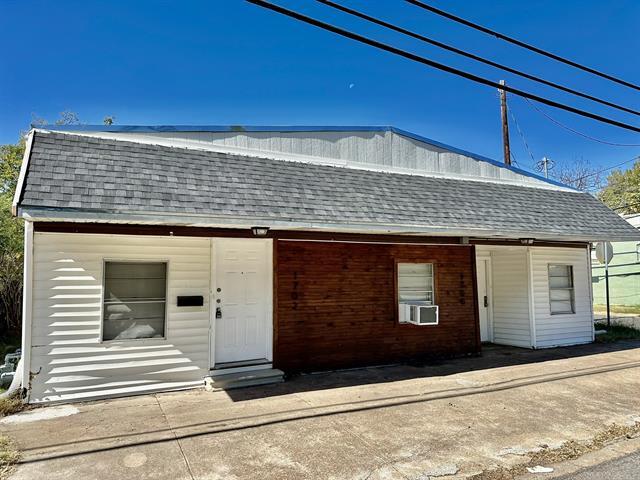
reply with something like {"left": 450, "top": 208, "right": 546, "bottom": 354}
{"left": 548, "top": 264, "right": 575, "bottom": 315}
{"left": 398, "top": 263, "right": 434, "bottom": 304}
{"left": 103, "top": 261, "right": 167, "bottom": 341}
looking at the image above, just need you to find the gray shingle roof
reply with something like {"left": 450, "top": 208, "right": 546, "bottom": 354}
{"left": 17, "top": 131, "right": 640, "bottom": 242}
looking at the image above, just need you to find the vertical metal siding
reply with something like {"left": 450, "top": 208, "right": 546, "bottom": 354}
{"left": 73, "top": 130, "right": 560, "bottom": 189}
{"left": 29, "top": 233, "right": 211, "bottom": 403}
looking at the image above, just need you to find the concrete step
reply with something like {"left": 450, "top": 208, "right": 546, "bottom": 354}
{"left": 204, "top": 368, "right": 285, "bottom": 391}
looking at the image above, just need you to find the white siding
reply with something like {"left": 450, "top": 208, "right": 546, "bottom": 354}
{"left": 531, "top": 247, "right": 593, "bottom": 348}
{"left": 29, "top": 233, "right": 211, "bottom": 403}
{"left": 490, "top": 250, "right": 532, "bottom": 348}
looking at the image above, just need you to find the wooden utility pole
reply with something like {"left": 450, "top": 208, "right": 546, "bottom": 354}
{"left": 499, "top": 80, "right": 511, "bottom": 165}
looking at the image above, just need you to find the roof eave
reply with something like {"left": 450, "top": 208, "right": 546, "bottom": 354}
{"left": 19, "top": 207, "right": 639, "bottom": 243}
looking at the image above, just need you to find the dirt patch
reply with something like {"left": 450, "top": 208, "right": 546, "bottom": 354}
{"left": 470, "top": 421, "right": 640, "bottom": 480}
{"left": 0, "top": 435, "right": 19, "bottom": 480}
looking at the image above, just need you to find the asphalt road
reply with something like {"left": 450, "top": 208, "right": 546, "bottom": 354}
{"left": 556, "top": 450, "right": 640, "bottom": 479}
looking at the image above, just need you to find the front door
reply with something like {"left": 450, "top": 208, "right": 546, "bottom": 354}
{"left": 476, "top": 258, "right": 491, "bottom": 342}
{"left": 213, "top": 238, "right": 272, "bottom": 366}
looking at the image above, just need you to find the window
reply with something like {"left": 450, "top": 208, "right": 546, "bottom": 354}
{"left": 103, "top": 261, "right": 167, "bottom": 341}
{"left": 548, "top": 264, "right": 575, "bottom": 315}
{"left": 398, "top": 263, "right": 434, "bottom": 304}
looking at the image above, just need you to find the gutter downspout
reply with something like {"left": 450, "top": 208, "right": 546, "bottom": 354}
{"left": 526, "top": 247, "right": 537, "bottom": 349}
{"left": 21, "top": 221, "right": 34, "bottom": 401}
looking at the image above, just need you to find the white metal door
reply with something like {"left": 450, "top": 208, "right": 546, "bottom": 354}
{"left": 214, "top": 239, "right": 272, "bottom": 365}
{"left": 476, "top": 258, "right": 491, "bottom": 342}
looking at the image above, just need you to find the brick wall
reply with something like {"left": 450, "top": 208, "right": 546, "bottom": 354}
{"left": 274, "top": 241, "right": 480, "bottom": 371}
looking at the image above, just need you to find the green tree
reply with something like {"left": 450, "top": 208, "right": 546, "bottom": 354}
{"left": 599, "top": 160, "right": 640, "bottom": 215}
{"left": 0, "top": 141, "right": 24, "bottom": 336}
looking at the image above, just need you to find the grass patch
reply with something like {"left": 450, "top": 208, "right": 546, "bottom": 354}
{"left": 0, "top": 435, "right": 19, "bottom": 480}
{"left": 594, "top": 322, "right": 640, "bottom": 343}
{"left": 0, "top": 396, "right": 23, "bottom": 418}
{"left": 594, "top": 304, "right": 640, "bottom": 315}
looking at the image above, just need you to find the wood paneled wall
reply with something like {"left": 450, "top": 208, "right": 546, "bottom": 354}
{"left": 274, "top": 241, "right": 480, "bottom": 372}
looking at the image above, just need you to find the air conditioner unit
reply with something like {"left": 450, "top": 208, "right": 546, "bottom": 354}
{"left": 399, "top": 302, "right": 439, "bottom": 326}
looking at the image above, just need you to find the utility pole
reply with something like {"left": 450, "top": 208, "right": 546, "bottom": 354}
{"left": 499, "top": 80, "right": 511, "bottom": 165}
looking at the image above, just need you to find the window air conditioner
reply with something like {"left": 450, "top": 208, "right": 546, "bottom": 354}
{"left": 399, "top": 302, "right": 439, "bottom": 326}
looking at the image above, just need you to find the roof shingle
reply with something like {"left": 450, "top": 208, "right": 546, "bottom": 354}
{"left": 17, "top": 131, "right": 640, "bottom": 242}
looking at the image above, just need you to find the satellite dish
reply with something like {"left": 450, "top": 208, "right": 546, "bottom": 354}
{"left": 595, "top": 242, "right": 614, "bottom": 264}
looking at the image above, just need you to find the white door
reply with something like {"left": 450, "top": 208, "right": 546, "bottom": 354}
{"left": 476, "top": 258, "right": 491, "bottom": 342}
{"left": 213, "top": 238, "right": 272, "bottom": 366}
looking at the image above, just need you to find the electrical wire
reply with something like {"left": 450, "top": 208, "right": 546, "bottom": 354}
{"left": 317, "top": 0, "right": 640, "bottom": 117}
{"left": 524, "top": 98, "right": 640, "bottom": 147}
{"left": 508, "top": 107, "right": 536, "bottom": 167}
{"left": 247, "top": 0, "right": 640, "bottom": 135}
{"left": 405, "top": 0, "right": 640, "bottom": 92}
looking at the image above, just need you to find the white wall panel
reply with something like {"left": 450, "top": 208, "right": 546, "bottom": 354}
{"left": 488, "top": 249, "right": 532, "bottom": 348}
{"left": 29, "top": 232, "right": 211, "bottom": 402}
{"left": 530, "top": 247, "right": 593, "bottom": 348}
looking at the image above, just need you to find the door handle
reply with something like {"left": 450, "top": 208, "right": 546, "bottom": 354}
{"left": 216, "top": 307, "right": 222, "bottom": 319}
{"left": 483, "top": 296, "right": 488, "bottom": 308}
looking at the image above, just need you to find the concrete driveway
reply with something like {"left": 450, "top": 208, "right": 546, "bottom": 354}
{"left": 3, "top": 342, "right": 640, "bottom": 480}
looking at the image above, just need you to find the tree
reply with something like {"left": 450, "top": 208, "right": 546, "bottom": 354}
{"left": 0, "top": 110, "right": 115, "bottom": 337}
{"left": 0, "top": 141, "right": 24, "bottom": 337}
{"left": 535, "top": 156, "right": 603, "bottom": 192}
{"left": 598, "top": 159, "right": 640, "bottom": 215}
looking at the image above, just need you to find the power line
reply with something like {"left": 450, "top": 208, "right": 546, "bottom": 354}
{"left": 247, "top": 0, "right": 640, "bottom": 135}
{"left": 524, "top": 98, "right": 640, "bottom": 147}
{"left": 405, "top": 0, "right": 640, "bottom": 92}
{"left": 507, "top": 106, "right": 536, "bottom": 166}
{"left": 317, "top": 0, "right": 640, "bottom": 117}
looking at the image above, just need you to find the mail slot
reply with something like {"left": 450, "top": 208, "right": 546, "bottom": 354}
{"left": 177, "top": 295, "right": 204, "bottom": 307}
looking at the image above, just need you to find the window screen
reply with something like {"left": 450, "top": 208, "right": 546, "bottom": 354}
{"left": 103, "top": 262, "right": 167, "bottom": 341}
{"left": 548, "top": 264, "right": 575, "bottom": 315}
{"left": 398, "top": 263, "right": 434, "bottom": 304}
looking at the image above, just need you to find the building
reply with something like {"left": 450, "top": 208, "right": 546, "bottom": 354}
{"left": 592, "top": 214, "right": 640, "bottom": 310}
{"left": 12, "top": 125, "right": 640, "bottom": 403}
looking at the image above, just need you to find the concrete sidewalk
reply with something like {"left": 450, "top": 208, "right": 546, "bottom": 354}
{"left": 3, "top": 341, "right": 640, "bottom": 480}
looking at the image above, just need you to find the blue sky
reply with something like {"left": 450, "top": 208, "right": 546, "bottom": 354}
{"left": 1, "top": 0, "right": 639, "bottom": 180}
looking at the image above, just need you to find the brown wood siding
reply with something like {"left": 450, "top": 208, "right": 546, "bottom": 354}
{"left": 274, "top": 241, "right": 480, "bottom": 372}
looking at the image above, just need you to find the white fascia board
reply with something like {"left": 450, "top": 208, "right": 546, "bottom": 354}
{"left": 36, "top": 129, "right": 574, "bottom": 192}
{"left": 12, "top": 130, "right": 35, "bottom": 216}
{"left": 18, "top": 207, "right": 616, "bottom": 242}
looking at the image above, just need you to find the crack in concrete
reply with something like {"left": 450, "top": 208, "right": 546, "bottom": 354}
{"left": 154, "top": 394, "right": 196, "bottom": 480}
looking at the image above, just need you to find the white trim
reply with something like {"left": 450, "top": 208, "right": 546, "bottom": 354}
{"left": 526, "top": 247, "right": 537, "bottom": 348}
{"left": 34, "top": 129, "right": 573, "bottom": 192}
{"left": 208, "top": 238, "right": 216, "bottom": 369}
{"left": 476, "top": 255, "right": 494, "bottom": 343}
{"left": 211, "top": 238, "right": 272, "bottom": 367}
{"left": 12, "top": 130, "right": 35, "bottom": 216}
{"left": 20, "top": 221, "right": 34, "bottom": 400}
{"left": 265, "top": 239, "right": 274, "bottom": 363}
{"left": 586, "top": 245, "right": 595, "bottom": 341}
{"left": 99, "top": 258, "right": 170, "bottom": 343}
